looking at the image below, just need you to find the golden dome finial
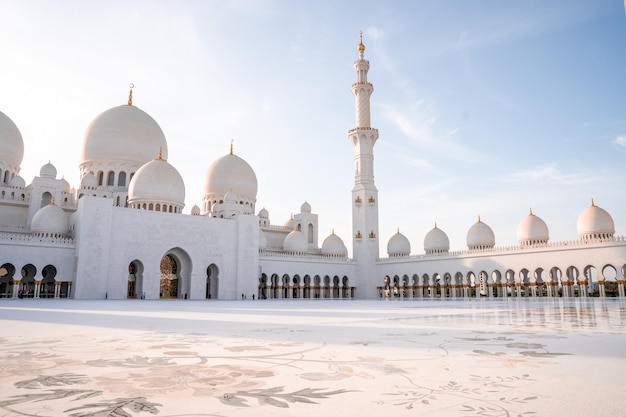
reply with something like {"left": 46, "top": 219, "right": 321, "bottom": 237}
{"left": 229, "top": 139, "right": 234, "bottom": 155}
{"left": 434, "top": 221, "right": 438, "bottom": 229}
{"left": 156, "top": 147, "right": 163, "bottom": 161}
{"left": 529, "top": 207, "right": 533, "bottom": 216}
{"left": 127, "top": 83, "right": 134, "bottom": 106}
{"left": 332, "top": 228, "right": 335, "bottom": 235}
{"left": 591, "top": 198, "right": 596, "bottom": 207}
{"left": 358, "top": 31, "right": 365, "bottom": 57}
{"left": 50, "top": 197, "right": 56, "bottom": 206}
{"left": 478, "top": 215, "right": 481, "bottom": 222}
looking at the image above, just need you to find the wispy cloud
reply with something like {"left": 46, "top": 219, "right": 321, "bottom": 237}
{"left": 612, "top": 135, "right": 626, "bottom": 147}
{"left": 502, "top": 162, "right": 591, "bottom": 185}
{"left": 379, "top": 101, "right": 483, "bottom": 162}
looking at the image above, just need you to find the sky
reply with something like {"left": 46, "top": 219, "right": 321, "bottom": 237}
{"left": 1, "top": 0, "right": 625, "bottom": 257}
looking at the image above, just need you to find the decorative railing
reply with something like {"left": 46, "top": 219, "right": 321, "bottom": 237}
{"left": 260, "top": 250, "right": 354, "bottom": 263}
{"left": 0, "top": 232, "right": 75, "bottom": 247}
{"left": 378, "top": 235, "right": 626, "bottom": 262}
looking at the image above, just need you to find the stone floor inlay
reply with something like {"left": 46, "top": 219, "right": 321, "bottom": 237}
{"left": 0, "top": 298, "right": 624, "bottom": 416}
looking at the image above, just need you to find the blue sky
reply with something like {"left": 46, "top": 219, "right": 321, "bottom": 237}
{"left": 1, "top": 0, "right": 625, "bottom": 256}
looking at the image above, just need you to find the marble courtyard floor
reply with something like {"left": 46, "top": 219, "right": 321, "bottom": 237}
{"left": 0, "top": 298, "right": 624, "bottom": 417}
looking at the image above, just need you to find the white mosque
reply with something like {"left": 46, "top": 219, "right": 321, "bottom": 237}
{"left": 1, "top": 35, "right": 625, "bottom": 301}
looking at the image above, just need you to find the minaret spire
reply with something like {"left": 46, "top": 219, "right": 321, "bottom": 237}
{"left": 349, "top": 32, "right": 380, "bottom": 299}
{"left": 127, "top": 83, "right": 134, "bottom": 106}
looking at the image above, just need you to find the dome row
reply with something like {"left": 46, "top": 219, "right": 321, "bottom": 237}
{"left": 260, "top": 228, "right": 348, "bottom": 257}
{"left": 387, "top": 203, "right": 615, "bottom": 256}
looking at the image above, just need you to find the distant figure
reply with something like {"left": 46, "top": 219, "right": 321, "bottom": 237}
{"left": 241, "top": 293, "right": 244, "bottom": 300}
{"left": 252, "top": 294, "right": 255, "bottom": 300}
{"left": 105, "top": 291, "right": 108, "bottom": 299}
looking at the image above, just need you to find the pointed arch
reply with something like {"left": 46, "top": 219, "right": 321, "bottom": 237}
{"left": 206, "top": 264, "right": 219, "bottom": 299}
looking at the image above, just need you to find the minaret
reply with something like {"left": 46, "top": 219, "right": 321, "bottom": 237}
{"left": 349, "top": 32, "right": 380, "bottom": 298}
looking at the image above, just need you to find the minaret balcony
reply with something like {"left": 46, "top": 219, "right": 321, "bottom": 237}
{"left": 368, "top": 197, "right": 376, "bottom": 203}
{"left": 354, "top": 196, "right": 362, "bottom": 205}
{"left": 355, "top": 231, "right": 362, "bottom": 239}
{"left": 348, "top": 127, "right": 378, "bottom": 135}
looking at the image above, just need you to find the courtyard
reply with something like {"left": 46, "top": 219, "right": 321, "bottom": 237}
{"left": 0, "top": 298, "right": 624, "bottom": 416}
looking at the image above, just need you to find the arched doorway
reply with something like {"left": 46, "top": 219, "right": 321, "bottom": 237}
{"left": 313, "top": 275, "right": 321, "bottom": 299}
{"left": 303, "top": 275, "right": 311, "bottom": 299}
{"left": 20, "top": 264, "right": 36, "bottom": 298}
{"left": 342, "top": 276, "right": 350, "bottom": 298}
{"left": 160, "top": 255, "right": 179, "bottom": 298}
{"left": 41, "top": 265, "right": 56, "bottom": 298}
{"left": 128, "top": 261, "right": 143, "bottom": 299}
{"left": 259, "top": 274, "right": 268, "bottom": 300}
{"left": 0, "top": 263, "right": 15, "bottom": 298}
{"left": 206, "top": 264, "right": 219, "bottom": 299}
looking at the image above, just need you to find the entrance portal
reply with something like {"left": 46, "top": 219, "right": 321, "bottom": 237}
{"left": 160, "top": 255, "right": 179, "bottom": 298}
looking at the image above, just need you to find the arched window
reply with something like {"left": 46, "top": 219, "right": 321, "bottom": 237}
{"left": 107, "top": 171, "right": 115, "bottom": 186}
{"left": 308, "top": 223, "right": 314, "bottom": 244}
{"left": 118, "top": 171, "right": 126, "bottom": 187}
{"left": 40, "top": 192, "right": 52, "bottom": 208}
{"left": 97, "top": 171, "right": 104, "bottom": 186}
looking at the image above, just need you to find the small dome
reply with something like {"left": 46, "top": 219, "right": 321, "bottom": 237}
{"left": 31, "top": 203, "right": 69, "bottom": 236}
{"left": 467, "top": 217, "right": 495, "bottom": 250}
{"left": 80, "top": 104, "right": 168, "bottom": 169}
{"left": 283, "top": 215, "right": 295, "bottom": 229}
{"left": 321, "top": 231, "right": 348, "bottom": 257}
{"left": 10, "top": 175, "right": 25, "bottom": 188}
{"left": 190, "top": 204, "right": 201, "bottom": 215}
{"left": 387, "top": 229, "right": 411, "bottom": 257}
{"left": 259, "top": 228, "right": 267, "bottom": 250}
{"left": 258, "top": 207, "right": 269, "bottom": 218}
{"left": 40, "top": 161, "right": 57, "bottom": 179}
{"left": 301, "top": 201, "right": 311, "bottom": 213}
{"left": 517, "top": 210, "right": 549, "bottom": 246}
{"left": 60, "top": 177, "right": 71, "bottom": 193}
{"left": 128, "top": 155, "right": 185, "bottom": 209}
{"left": 577, "top": 200, "right": 614, "bottom": 240}
{"left": 283, "top": 229, "right": 308, "bottom": 253}
{"left": 424, "top": 224, "right": 449, "bottom": 254}
{"left": 203, "top": 152, "right": 257, "bottom": 202}
{"left": 224, "top": 191, "right": 237, "bottom": 203}
{"left": 80, "top": 173, "right": 98, "bottom": 189}
{"left": 0, "top": 111, "right": 24, "bottom": 173}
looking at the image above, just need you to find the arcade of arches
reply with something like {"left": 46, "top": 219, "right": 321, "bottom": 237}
{"left": 125, "top": 257, "right": 219, "bottom": 300}
{"left": 380, "top": 263, "right": 626, "bottom": 299}
{"left": 0, "top": 263, "right": 71, "bottom": 299}
{"left": 258, "top": 274, "right": 354, "bottom": 300}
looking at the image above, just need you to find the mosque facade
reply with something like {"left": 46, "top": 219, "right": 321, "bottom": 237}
{"left": 1, "top": 36, "right": 625, "bottom": 301}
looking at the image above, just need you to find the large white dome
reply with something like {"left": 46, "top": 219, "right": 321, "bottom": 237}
{"left": 321, "top": 231, "right": 348, "bottom": 257}
{"left": 283, "top": 229, "right": 308, "bottom": 253}
{"left": 466, "top": 217, "right": 495, "bottom": 250}
{"left": 0, "top": 110, "right": 24, "bottom": 177}
{"left": 80, "top": 105, "right": 168, "bottom": 169}
{"left": 31, "top": 203, "right": 69, "bottom": 236}
{"left": 387, "top": 229, "right": 410, "bottom": 257}
{"left": 203, "top": 152, "right": 257, "bottom": 202}
{"left": 577, "top": 200, "right": 614, "bottom": 240}
{"left": 424, "top": 224, "right": 449, "bottom": 254}
{"left": 517, "top": 210, "right": 549, "bottom": 246}
{"left": 128, "top": 154, "right": 185, "bottom": 210}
